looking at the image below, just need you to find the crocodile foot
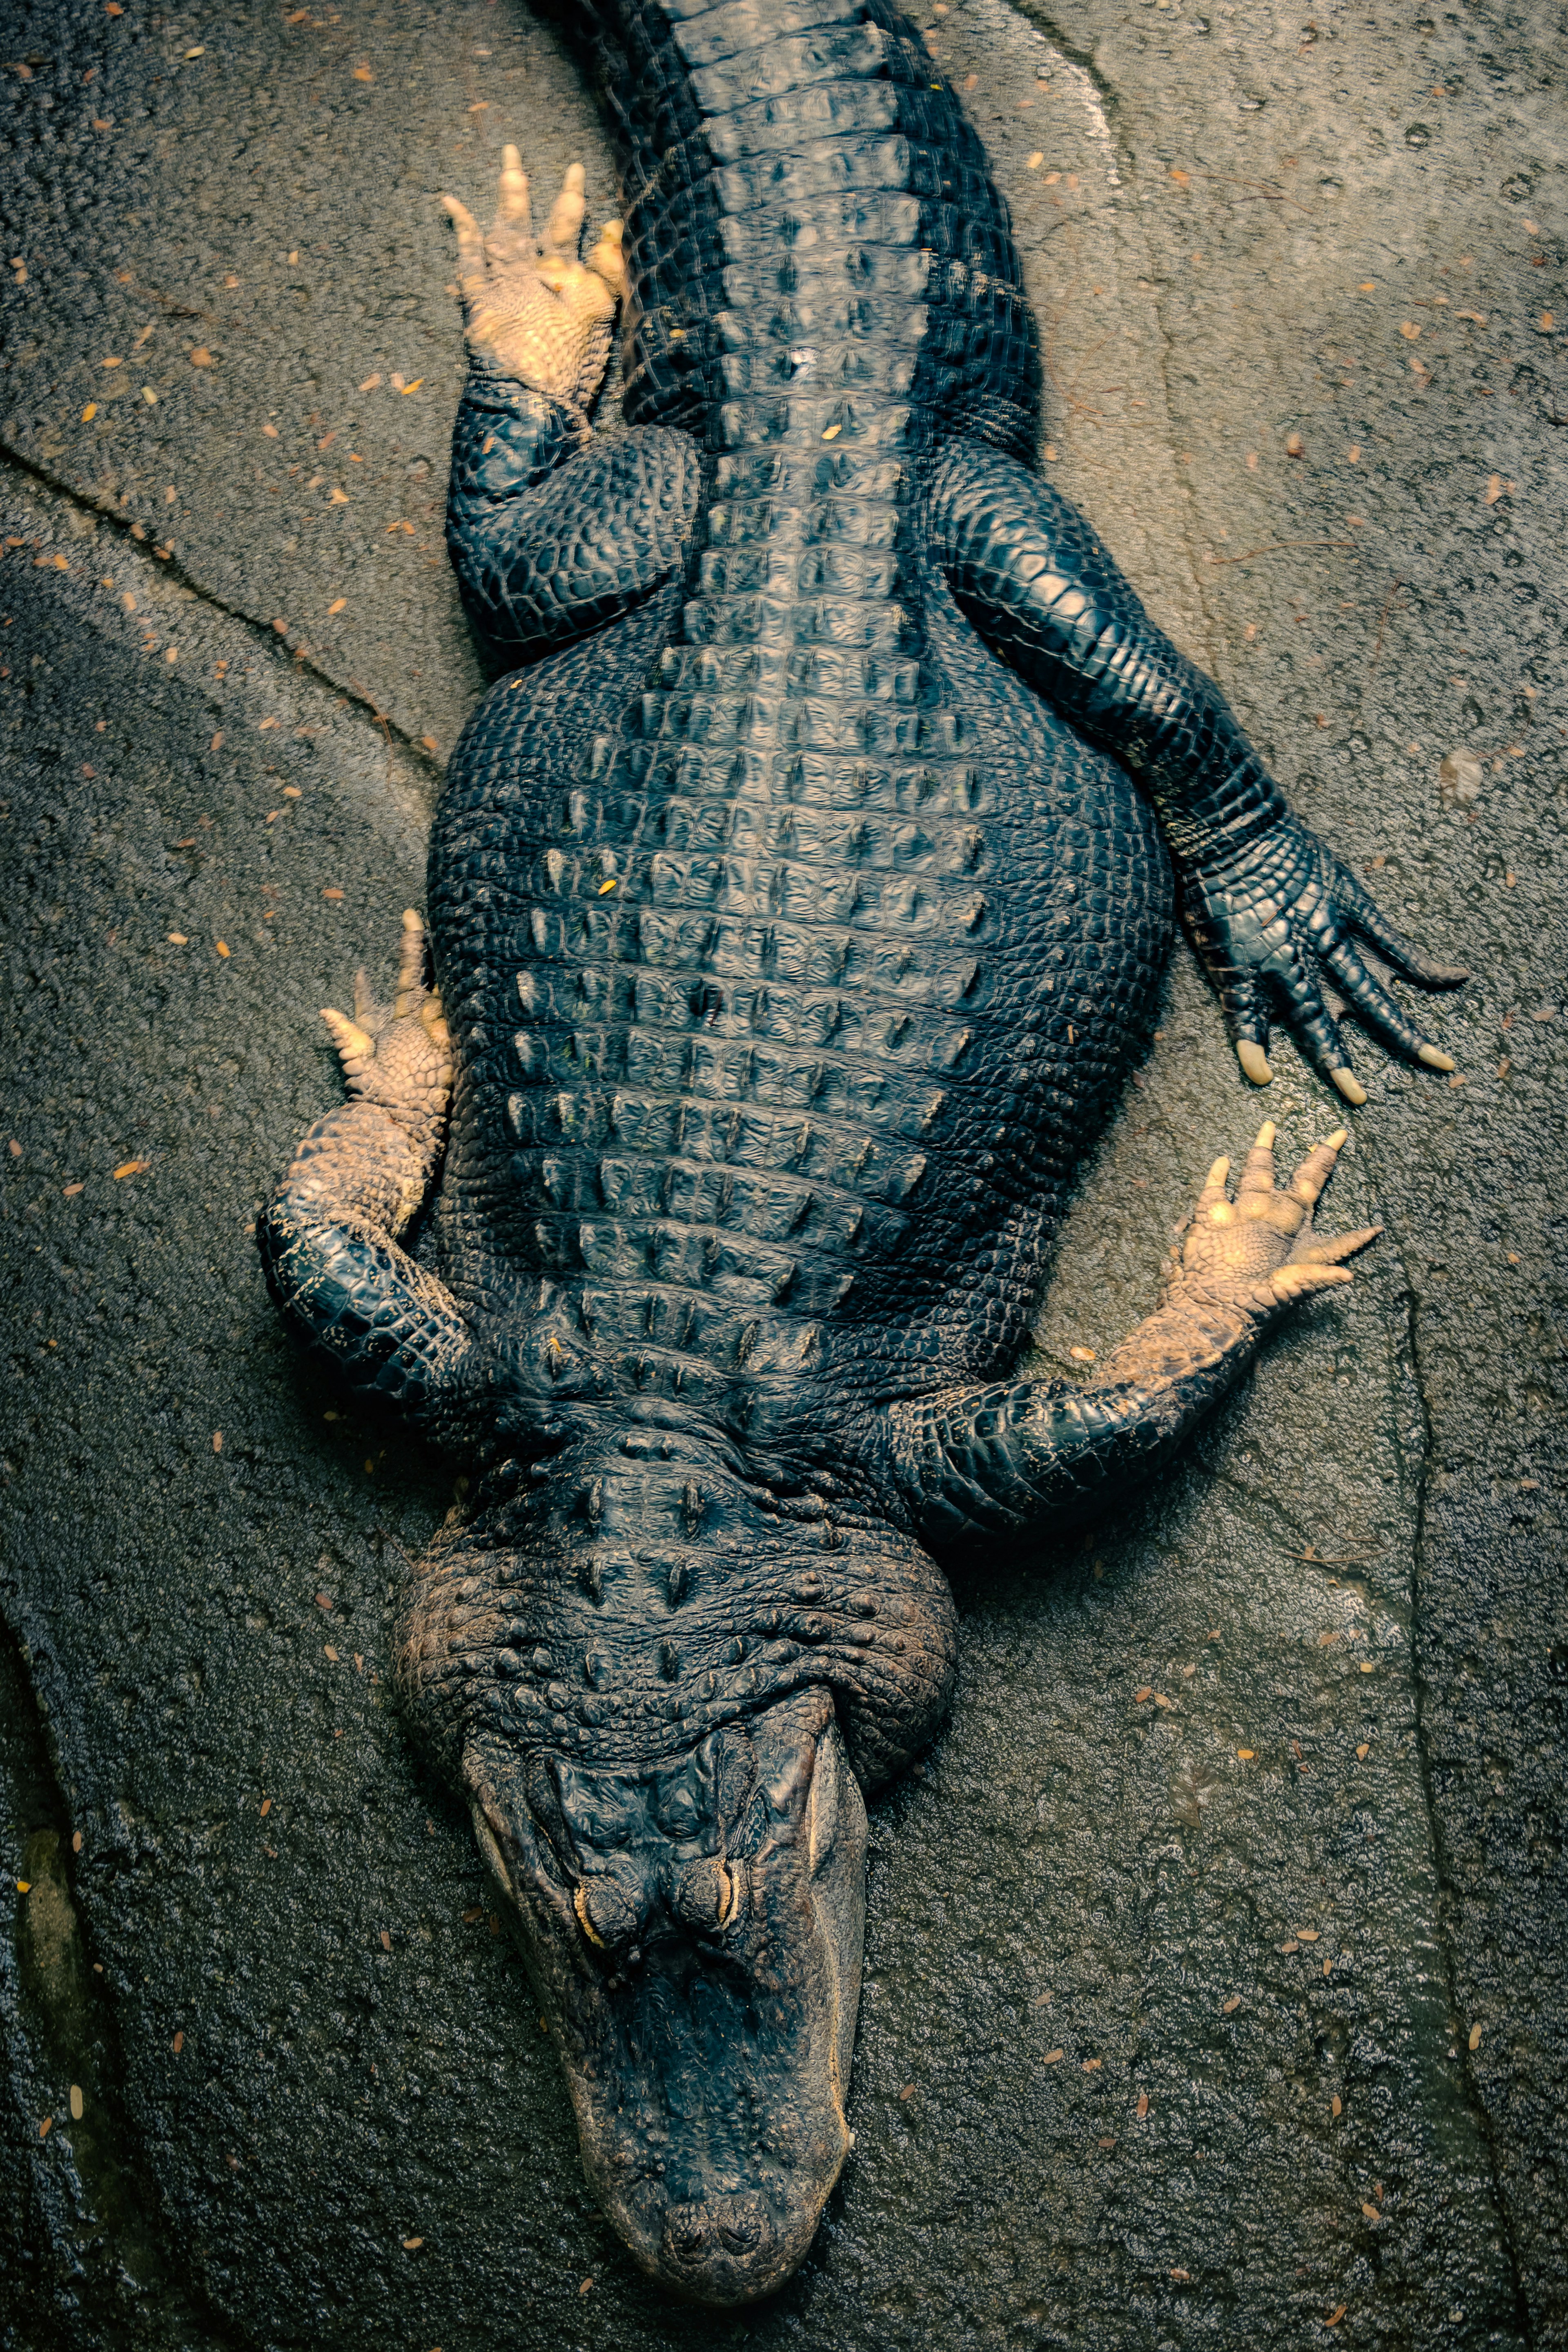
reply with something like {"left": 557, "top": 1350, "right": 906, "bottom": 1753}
{"left": 1166, "top": 1120, "right": 1379, "bottom": 1318}
{"left": 440, "top": 147, "right": 627, "bottom": 415}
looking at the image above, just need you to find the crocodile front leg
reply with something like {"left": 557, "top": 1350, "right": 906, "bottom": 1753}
{"left": 873, "top": 1127, "right": 1376, "bottom": 1544}
{"left": 442, "top": 149, "right": 699, "bottom": 662}
{"left": 257, "top": 912, "right": 481, "bottom": 1443}
{"left": 931, "top": 440, "right": 1467, "bottom": 1103}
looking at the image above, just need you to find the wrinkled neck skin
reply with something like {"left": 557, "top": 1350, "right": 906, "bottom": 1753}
{"left": 420, "top": 0, "right": 1040, "bottom": 2303}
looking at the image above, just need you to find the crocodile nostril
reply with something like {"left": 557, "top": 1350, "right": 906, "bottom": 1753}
{"left": 718, "top": 2206, "right": 765, "bottom": 2255}
{"left": 661, "top": 2195, "right": 772, "bottom": 2271}
{"left": 573, "top": 1873, "right": 640, "bottom": 1951}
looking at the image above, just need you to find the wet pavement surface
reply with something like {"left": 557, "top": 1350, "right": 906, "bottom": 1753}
{"left": 2, "top": 1, "right": 1564, "bottom": 2346}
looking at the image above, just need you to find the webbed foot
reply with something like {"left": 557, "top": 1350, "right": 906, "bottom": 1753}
{"left": 441, "top": 148, "right": 627, "bottom": 414}
{"left": 1179, "top": 815, "right": 1468, "bottom": 1103}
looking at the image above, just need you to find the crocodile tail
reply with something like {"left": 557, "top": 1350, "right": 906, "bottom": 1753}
{"left": 392, "top": 1445, "right": 957, "bottom": 1791}
{"left": 536, "top": 0, "right": 1043, "bottom": 459}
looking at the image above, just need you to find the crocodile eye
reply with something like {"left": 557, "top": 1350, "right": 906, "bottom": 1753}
{"left": 672, "top": 1856, "right": 740, "bottom": 1934}
{"left": 573, "top": 1875, "right": 639, "bottom": 1952}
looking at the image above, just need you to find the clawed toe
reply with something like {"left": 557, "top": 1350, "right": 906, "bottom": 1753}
{"left": 1178, "top": 1119, "right": 1374, "bottom": 1302}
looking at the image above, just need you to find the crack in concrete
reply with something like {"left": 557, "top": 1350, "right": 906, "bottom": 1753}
{"left": 1001, "top": 0, "right": 1120, "bottom": 118}
{"left": 1371, "top": 1197, "right": 1535, "bottom": 2348}
{"left": 0, "top": 438, "right": 443, "bottom": 783}
{"left": 0, "top": 1608, "right": 258, "bottom": 2350}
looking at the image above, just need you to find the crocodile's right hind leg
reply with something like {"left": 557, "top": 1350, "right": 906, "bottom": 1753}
{"left": 257, "top": 910, "right": 480, "bottom": 1442}
{"left": 441, "top": 150, "right": 701, "bottom": 666}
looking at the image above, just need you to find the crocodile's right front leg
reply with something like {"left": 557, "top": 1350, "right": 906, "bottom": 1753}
{"left": 258, "top": 911, "right": 481, "bottom": 1445}
{"left": 441, "top": 149, "right": 700, "bottom": 663}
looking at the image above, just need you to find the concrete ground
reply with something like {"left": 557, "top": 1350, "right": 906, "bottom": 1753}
{"left": 1, "top": 0, "right": 1564, "bottom": 2345}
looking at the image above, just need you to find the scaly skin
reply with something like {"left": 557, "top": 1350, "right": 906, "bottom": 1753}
{"left": 257, "top": 0, "right": 1463, "bottom": 2305}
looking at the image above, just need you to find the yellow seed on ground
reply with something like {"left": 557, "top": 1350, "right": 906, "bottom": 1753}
{"left": 598, "top": 878, "right": 618, "bottom": 893}
{"left": 1236, "top": 1748, "right": 1254, "bottom": 1760}
{"left": 1469, "top": 2023, "right": 1482, "bottom": 2050}
{"left": 821, "top": 424, "right": 841, "bottom": 439}
{"left": 69, "top": 2086, "right": 83, "bottom": 2120}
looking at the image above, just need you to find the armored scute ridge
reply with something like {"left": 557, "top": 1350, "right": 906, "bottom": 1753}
{"left": 258, "top": 0, "right": 1463, "bottom": 2303}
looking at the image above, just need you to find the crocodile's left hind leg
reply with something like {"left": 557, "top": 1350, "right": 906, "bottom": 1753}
{"left": 258, "top": 910, "right": 480, "bottom": 1441}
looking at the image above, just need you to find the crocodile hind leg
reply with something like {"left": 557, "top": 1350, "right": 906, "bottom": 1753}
{"left": 441, "top": 149, "right": 699, "bottom": 664}
{"left": 873, "top": 1126, "right": 1378, "bottom": 1544}
{"left": 257, "top": 910, "right": 481, "bottom": 1442}
{"left": 930, "top": 438, "right": 1466, "bottom": 1101}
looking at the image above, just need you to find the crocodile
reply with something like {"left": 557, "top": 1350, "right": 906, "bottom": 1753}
{"left": 258, "top": 0, "right": 1465, "bottom": 2305}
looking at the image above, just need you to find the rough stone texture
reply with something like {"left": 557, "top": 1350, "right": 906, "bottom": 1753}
{"left": 1, "top": 1, "right": 1562, "bottom": 2347}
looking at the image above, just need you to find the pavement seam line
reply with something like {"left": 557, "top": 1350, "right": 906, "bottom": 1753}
{"left": 1379, "top": 1195, "right": 1535, "bottom": 2350}
{"left": 0, "top": 438, "right": 443, "bottom": 779}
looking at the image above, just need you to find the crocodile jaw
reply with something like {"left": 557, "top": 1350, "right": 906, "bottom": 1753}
{"left": 466, "top": 1688, "right": 867, "bottom": 2304}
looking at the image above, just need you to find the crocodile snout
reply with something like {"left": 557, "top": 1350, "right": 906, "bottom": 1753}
{"left": 465, "top": 1683, "right": 867, "bottom": 2304}
{"left": 659, "top": 2194, "right": 777, "bottom": 2294}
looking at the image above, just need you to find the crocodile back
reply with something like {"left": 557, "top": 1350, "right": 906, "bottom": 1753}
{"left": 429, "top": 0, "right": 1167, "bottom": 1468}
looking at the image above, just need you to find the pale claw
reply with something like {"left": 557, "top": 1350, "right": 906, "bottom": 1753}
{"left": 1178, "top": 1123, "right": 1379, "bottom": 1308}
{"left": 439, "top": 150, "right": 624, "bottom": 411}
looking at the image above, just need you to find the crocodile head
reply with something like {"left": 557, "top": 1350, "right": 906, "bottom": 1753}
{"left": 466, "top": 1685, "right": 867, "bottom": 2304}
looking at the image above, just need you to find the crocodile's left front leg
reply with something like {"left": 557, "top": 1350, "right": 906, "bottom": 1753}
{"left": 258, "top": 912, "right": 482, "bottom": 1445}
{"left": 871, "top": 1127, "right": 1376, "bottom": 1544}
{"left": 931, "top": 440, "right": 1467, "bottom": 1104}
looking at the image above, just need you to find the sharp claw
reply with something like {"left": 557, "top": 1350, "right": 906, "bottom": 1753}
{"left": 1325, "top": 1127, "right": 1348, "bottom": 1151}
{"left": 1329, "top": 1067, "right": 1368, "bottom": 1106}
{"left": 1237, "top": 1040, "right": 1272, "bottom": 1086}
{"left": 1417, "top": 1044, "right": 1456, "bottom": 1072}
{"left": 1253, "top": 1121, "right": 1276, "bottom": 1151}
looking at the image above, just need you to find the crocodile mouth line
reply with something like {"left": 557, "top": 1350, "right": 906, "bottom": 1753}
{"left": 463, "top": 1682, "right": 867, "bottom": 2304}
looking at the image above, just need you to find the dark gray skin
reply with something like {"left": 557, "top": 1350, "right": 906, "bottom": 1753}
{"left": 258, "top": 0, "right": 1465, "bottom": 2303}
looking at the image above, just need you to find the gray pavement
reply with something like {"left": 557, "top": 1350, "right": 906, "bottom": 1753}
{"left": 1, "top": 0, "right": 1564, "bottom": 2346}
